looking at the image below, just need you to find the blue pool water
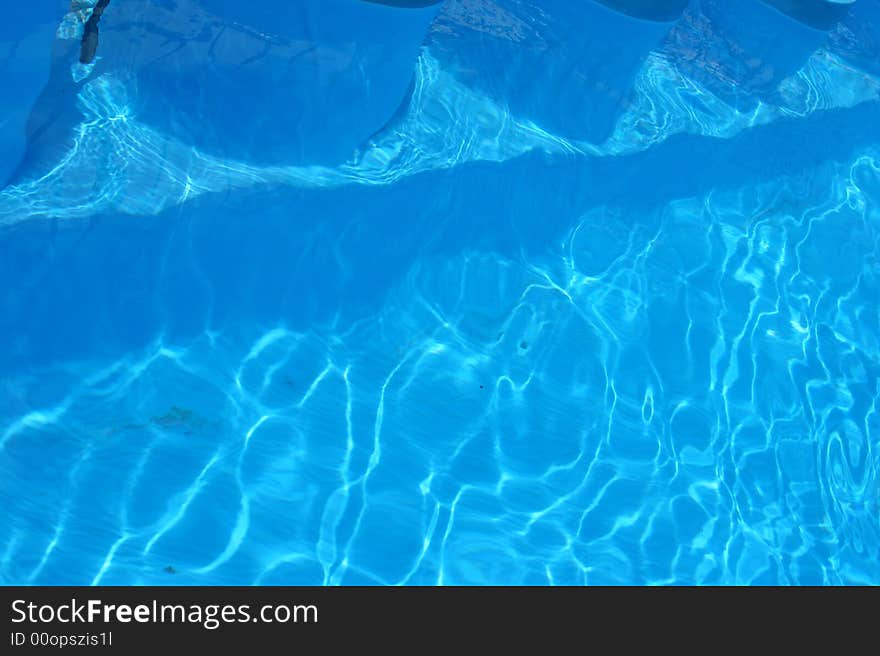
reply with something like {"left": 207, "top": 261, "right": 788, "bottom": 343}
{"left": 0, "top": 0, "right": 878, "bottom": 585}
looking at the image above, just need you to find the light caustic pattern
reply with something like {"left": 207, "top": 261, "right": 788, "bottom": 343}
{"left": 1, "top": 151, "right": 878, "bottom": 585}
{"left": 0, "top": 43, "right": 878, "bottom": 224}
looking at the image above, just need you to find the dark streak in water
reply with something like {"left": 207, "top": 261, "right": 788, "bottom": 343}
{"left": 79, "top": 0, "right": 112, "bottom": 65}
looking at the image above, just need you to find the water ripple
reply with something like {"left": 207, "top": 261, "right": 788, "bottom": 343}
{"left": 1, "top": 146, "right": 877, "bottom": 584}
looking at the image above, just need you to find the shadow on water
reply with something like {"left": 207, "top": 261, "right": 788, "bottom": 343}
{"left": 79, "top": 0, "right": 111, "bottom": 64}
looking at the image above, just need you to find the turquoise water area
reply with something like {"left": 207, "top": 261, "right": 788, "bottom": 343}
{"left": 0, "top": 0, "right": 878, "bottom": 585}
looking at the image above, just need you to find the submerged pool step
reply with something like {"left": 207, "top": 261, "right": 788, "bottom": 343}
{"left": 4, "top": 0, "right": 877, "bottom": 200}
{"left": 426, "top": 1, "right": 693, "bottom": 145}
{"left": 829, "top": 0, "right": 880, "bottom": 76}
{"left": 663, "top": 0, "right": 864, "bottom": 111}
